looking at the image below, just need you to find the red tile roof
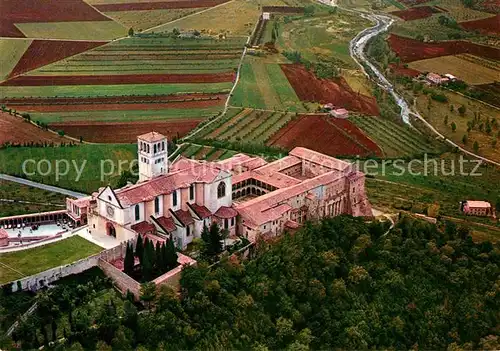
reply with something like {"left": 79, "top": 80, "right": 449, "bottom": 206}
{"left": 115, "top": 164, "right": 229, "bottom": 206}
{"left": 466, "top": 201, "right": 491, "bottom": 209}
{"left": 215, "top": 206, "right": 238, "bottom": 219}
{"left": 289, "top": 147, "right": 351, "bottom": 171}
{"left": 154, "top": 216, "right": 177, "bottom": 232}
{"left": 189, "top": 203, "right": 212, "bottom": 219}
{"left": 131, "top": 221, "right": 155, "bottom": 234}
{"left": 138, "top": 131, "right": 165, "bottom": 142}
{"left": 173, "top": 209, "right": 194, "bottom": 226}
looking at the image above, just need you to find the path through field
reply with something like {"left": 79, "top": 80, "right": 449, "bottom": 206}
{"left": 0, "top": 174, "right": 87, "bottom": 198}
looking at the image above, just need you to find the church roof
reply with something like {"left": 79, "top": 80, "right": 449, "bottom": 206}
{"left": 154, "top": 216, "right": 177, "bottom": 233}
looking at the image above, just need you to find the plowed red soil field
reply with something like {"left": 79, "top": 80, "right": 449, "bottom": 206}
{"left": 11, "top": 98, "right": 224, "bottom": 113}
{"left": 1, "top": 0, "right": 111, "bottom": 38}
{"left": 390, "top": 6, "right": 441, "bottom": 20}
{"left": 7, "top": 40, "right": 108, "bottom": 79}
{"left": 280, "top": 64, "right": 379, "bottom": 116}
{"left": 389, "top": 63, "right": 421, "bottom": 77}
{"left": 387, "top": 34, "right": 500, "bottom": 62}
{"left": 267, "top": 114, "right": 382, "bottom": 157}
{"left": 1, "top": 72, "right": 236, "bottom": 86}
{"left": 0, "top": 112, "right": 63, "bottom": 145}
{"left": 49, "top": 120, "right": 202, "bottom": 143}
{"left": 460, "top": 15, "right": 500, "bottom": 35}
{"left": 0, "top": 93, "right": 226, "bottom": 105}
{"left": 94, "top": 0, "right": 230, "bottom": 11}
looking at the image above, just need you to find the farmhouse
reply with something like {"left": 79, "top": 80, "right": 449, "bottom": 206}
{"left": 330, "top": 108, "right": 349, "bottom": 119}
{"left": 461, "top": 200, "right": 496, "bottom": 218}
{"left": 426, "top": 72, "right": 448, "bottom": 85}
{"left": 74, "top": 132, "right": 372, "bottom": 249}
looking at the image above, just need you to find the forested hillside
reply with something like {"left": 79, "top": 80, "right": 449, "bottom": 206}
{"left": 5, "top": 216, "right": 500, "bottom": 350}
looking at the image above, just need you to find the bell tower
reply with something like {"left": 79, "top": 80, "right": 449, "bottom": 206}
{"left": 137, "top": 132, "right": 168, "bottom": 182}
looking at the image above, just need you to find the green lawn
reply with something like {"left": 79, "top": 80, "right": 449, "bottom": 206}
{"left": 0, "top": 144, "right": 137, "bottom": 193}
{"left": 0, "top": 180, "right": 66, "bottom": 218}
{"left": 0, "top": 82, "right": 233, "bottom": 98}
{"left": 30, "top": 106, "right": 223, "bottom": 124}
{"left": 265, "top": 64, "right": 303, "bottom": 111}
{"left": 0, "top": 236, "right": 102, "bottom": 285}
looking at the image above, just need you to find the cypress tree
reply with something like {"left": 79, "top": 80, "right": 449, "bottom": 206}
{"left": 165, "top": 239, "right": 178, "bottom": 270}
{"left": 51, "top": 319, "right": 57, "bottom": 342}
{"left": 135, "top": 236, "right": 144, "bottom": 264}
{"left": 142, "top": 245, "right": 153, "bottom": 282}
{"left": 155, "top": 242, "right": 163, "bottom": 273}
{"left": 124, "top": 242, "right": 134, "bottom": 275}
{"left": 161, "top": 243, "right": 168, "bottom": 272}
{"left": 209, "top": 222, "right": 224, "bottom": 255}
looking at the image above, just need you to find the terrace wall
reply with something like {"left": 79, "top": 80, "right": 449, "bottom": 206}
{"left": 98, "top": 258, "right": 141, "bottom": 299}
{"left": 4, "top": 241, "right": 128, "bottom": 293}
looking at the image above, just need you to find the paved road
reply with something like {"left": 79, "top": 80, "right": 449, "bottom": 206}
{"left": 0, "top": 174, "right": 87, "bottom": 198}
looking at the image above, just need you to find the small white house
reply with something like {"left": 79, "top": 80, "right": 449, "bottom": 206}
{"left": 426, "top": 72, "right": 447, "bottom": 85}
{"left": 330, "top": 108, "right": 349, "bottom": 119}
{"left": 262, "top": 12, "right": 271, "bottom": 20}
{"left": 444, "top": 73, "right": 457, "bottom": 81}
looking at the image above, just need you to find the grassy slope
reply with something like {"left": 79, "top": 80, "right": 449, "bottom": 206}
{"left": 0, "top": 236, "right": 102, "bottom": 284}
{"left": 104, "top": 8, "right": 202, "bottom": 31}
{"left": 0, "top": 39, "right": 32, "bottom": 81}
{"left": 147, "top": 0, "right": 260, "bottom": 36}
{"left": 0, "top": 180, "right": 66, "bottom": 218}
{"left": 0, "top": 144, "right": 137, "bottom": 193}
{"left": 14, "top": 21, "right": 126, "bottom": 41}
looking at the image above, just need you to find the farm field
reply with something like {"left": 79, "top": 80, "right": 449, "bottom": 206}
{"left": 1, "top": 0, "right": 125, "bottom": 39}
{"left": 0, "top": 112, "right": 67, "bottom": 146}
{"left": 50, "top": 120, "right": 203, "bottom": 143}
{"left": 460, "top": 14, "right": 500, "bottom": 35}
{"left": 350, "top": 115, "right": 445, "bottom": 157}
{"left": 230, "top": 57, "right": 304, "bottom": 111}
{"left": 407, "top": 54, "right": 500, "bottom": 85}
{"left": 200, "top": 108, "right": 298, "bottom": 143}
{"left": 387, "top": 34, "right": 500, "bottom": 62}
{"left": 390, "top": 6, "right": 442, "bottom": 21}
{"left": 0, "top": 236, "right": 102, "bottom": 285}
{"left": 146, "top": 0, "right": 261, "bottom": 36}
{"left": 0, "top": 40, "right": 32, "bottom": 81}
{"left": 0, "top": 180, "right": 66, "bottom": 218}
{"left": 5, "top": 40, "right": 109, "bottom": 80}
{"left": 170, "top": 143, "right": 238, "bottom": 161}
{"left": 277, "top": 8, "right": 371, "bottom": 67}
{"left": 268, "top": 114, "right": 383, "bottom": 157}
{"left": 424, "top": 0, "right": 497, "bottom": 22}
{"left": 0, "top": 144, "right": 137, "bottom": 193}
{"left": 1, "top": 35, "right": 245, "bottom": 140}
{"left": 101, "top": 9, "right": 203, "bottom": 31}
{"left": 92, "top": 0, "right": 230, "bottom": 11}
{"left": 280, "top": 64, "right": 380, "bottom": 116}
{"left": 413, "top": 88, "right": 500, "bottom": 164}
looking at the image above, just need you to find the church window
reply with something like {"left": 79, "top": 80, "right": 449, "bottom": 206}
{"left": 189, "top": 184, "right": 195, "bottom": 200}
{"left": 217, "top": 182, "right": 226, "bottom": 198}
{"left": 173, "top": 190, "right": 178, "bottom": 207}
{"left": 135, "top": 205, "right": 140, "bottom": 221}
{"left": 154, "top": 196, "right": 160, "bottom": 214}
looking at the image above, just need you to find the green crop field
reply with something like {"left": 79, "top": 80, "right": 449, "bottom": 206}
{"left": 351, "top": 115, "right": 444, "bottom": 157}
{"left": 0, "top": 82, "right": 233, "bottom": 99}
{"left": 31, "top": 106, "right": 223, "bottom": 124}
{"left": 0, "top": 236, "right": 103, "bottom": 285}
{"left": 230, "top": 58, "right": 303, "bottom": 111}
{"left": 0, "top": 144, "right": 137, "bottom": 193}
{"left": 170, "top": 142, "right": 239, "bottom": 161}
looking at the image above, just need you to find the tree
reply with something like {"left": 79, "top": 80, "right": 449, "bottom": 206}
{"left": 135, "top": 236, "right": 144, "bottom": 264}
{"left": 458, "top": 105, "right": 466, "bottom": 116}
{"left": 142, "top": 243, "right": 153, "bottom": 281}
{"left": 128, "top": 28, "right": 134, "bottom": 36}
{"left": 140, "top": 282, "right": 156, "bottom": 308}
{"left": 492, "top": 139, "right": 497, "bottom": 148}
{"left": 443, "top": 115, "right": 448, "bottom": 125}
{"left": 462, "top": 134, "right": 468, "bottom": 144}
{"left": 165, "top": 239, "right": 178, "bottom": 270}
{"left": 124, "top": 242, "right": 135, "bottom": 276}
{"left": 156, "top": 242, "right": 164, "bottom": 273}
{"left": 451, "top": 122, "right": 457, "bottom": 132}
{"left": 473, "top": 141, "right": 479, "bottom": 153}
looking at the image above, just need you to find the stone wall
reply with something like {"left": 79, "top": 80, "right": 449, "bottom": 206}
{"left": 98, "top": 258, "right": 141, "bottom": 299}
{"left": 5, "top": 242, "right": 127, "bottom": 293}
{"left": 153, "top": 253, "right": 196, "bottom": 290}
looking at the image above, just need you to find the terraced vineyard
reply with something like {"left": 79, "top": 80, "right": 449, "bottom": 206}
{"left": 170, "top": 143, "right": 237, "bottom": 161}
{"left": 351, "top": 115, "right": 444, "bottom": 157}
{"left": 199, "top": 107, "right": 296, "bottom": 143}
